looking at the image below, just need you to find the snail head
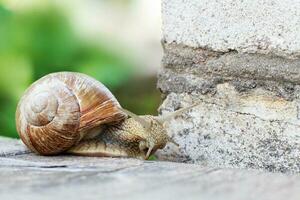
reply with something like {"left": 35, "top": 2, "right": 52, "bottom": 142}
{"left": 119, "top": 101, "right": 202, "bottom": 159}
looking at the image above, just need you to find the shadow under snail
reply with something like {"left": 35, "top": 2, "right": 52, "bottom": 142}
{"left": 16, "top": 72, "right": 199, "bottom": 159}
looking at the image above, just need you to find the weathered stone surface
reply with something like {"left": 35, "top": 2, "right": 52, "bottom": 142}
{"left": 157, "top": 91, "right": 300, "bottom": 173}
{"left": 162, "top": 43, "right": 300, "bottom": 87}
{"left": 162, "top": 0, "right": 300, "bottom": 59}
{"left": 1, "top": 137, "right": 300, "bottom": 200}
{"left": 158, "top": 43, "right": 300, "bottom": 172}
{"left": 159, "top": 0, "right": 300, "bottom": 172}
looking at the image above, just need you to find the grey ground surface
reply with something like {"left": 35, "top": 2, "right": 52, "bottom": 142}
{"left": 1, "top": 137, "right": 300, "bottom": 200}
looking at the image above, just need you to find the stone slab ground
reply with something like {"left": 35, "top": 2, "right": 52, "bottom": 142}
{"left": 1, "top": 137, "right": 300, "bottom": 200}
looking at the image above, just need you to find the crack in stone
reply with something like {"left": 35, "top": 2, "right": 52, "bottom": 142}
{"left": 0, "top": 151, "right": 30, "bottom": 158}
{"left": 159, "top": 67, "right": 300, "bottom": 101}
{"left": 0, "top": 163, "right": 144, "bottom": 173}
{"left": 168, "top": 96, "right": 300, "bottom": 128}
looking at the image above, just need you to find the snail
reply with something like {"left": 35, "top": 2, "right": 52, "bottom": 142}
{"left": 16, "top": 72, "right": 198, "bottom": 159}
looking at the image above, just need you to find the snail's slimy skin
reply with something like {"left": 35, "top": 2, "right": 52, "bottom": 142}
{"left": 68, "top": 116, "right": 170, "bottom": 159}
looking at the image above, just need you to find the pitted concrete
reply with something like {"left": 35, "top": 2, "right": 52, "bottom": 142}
{"left": 162, "top": 43, "right": 300, "bottom": 86}
{"left": 162, "top": 0, "right": 300, "bottom": 59}
{"left": 159, "top": 1, "right": 300, "bottom": 172}
{"left": 157, "top": 88, "right": 300, "bottom": 173}
{"left": 158, "top": 44, "right": 300, "bottom": 172}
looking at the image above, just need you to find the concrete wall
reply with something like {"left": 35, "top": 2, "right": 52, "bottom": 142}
{"left": 157, "top": 0, "right": 300, "bottom": 173}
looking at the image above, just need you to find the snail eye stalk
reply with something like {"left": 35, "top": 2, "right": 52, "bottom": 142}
{"left": 157, "top": 101, "right": 202, "bottom": 123}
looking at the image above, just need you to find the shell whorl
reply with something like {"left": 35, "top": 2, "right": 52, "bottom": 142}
{"left": 25, "top": 91, "right": 58, "bottom": 126}
{"left": 16, "top": 72, "right": 126, "bottom": 155}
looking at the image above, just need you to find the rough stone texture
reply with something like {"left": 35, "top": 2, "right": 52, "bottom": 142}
{"left": 157, "top": 91, "right": 300, "bottom": 173}
{"left": 161, "top": 43, "right": 300, "bottom": 87}
{"left": 1, "top": 137, "right": 300, "bottom": 200}
{"left": 158, "top": 0, "right": 300, "bottom": 172}
{"left": 162, "top": 0, "right": 300, "bottom": 59}
{"left": 157, "top": 43, "right": 300, "bottom": 173}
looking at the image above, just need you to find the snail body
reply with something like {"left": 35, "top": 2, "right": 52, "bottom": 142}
{"left": 70, "top": 116, "right": 170, "bottom": 159}
{"left": 16, "top": 72, "right": 177, "bottom": 159}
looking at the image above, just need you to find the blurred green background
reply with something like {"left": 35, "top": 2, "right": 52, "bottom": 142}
{"left": 0, "top": 0, "right": 162, "bottom": 138}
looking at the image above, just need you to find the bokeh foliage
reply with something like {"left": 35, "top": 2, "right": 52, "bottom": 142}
{"left": 0, "top": 4, "right": 160, "bottom": 138}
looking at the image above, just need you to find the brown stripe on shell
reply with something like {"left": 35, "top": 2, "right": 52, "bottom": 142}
{"left": 27, "top": 125, "right": 78, "bottom": 155}
{"left": 54, "top": 72, "right": 126, "bottom": 132}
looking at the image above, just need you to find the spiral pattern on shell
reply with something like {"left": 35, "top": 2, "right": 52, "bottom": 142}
{"left": 16, "top": 72, "right": 126, "bottom": 155}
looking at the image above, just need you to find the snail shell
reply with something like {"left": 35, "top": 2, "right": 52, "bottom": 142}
{"left": 16, "top": 72, "right": 126, "bottom": 155}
